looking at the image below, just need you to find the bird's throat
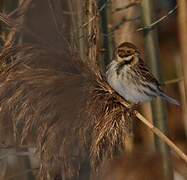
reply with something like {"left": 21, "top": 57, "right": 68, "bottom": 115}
{"left": 124, "top": 55, "right": 133, "bottom": 61}
{"left": 116, "top": 60, "right": 130, "bottom": 75}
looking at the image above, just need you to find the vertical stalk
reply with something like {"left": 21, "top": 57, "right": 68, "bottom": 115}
{"left": 141, "top": 1, "right": 174, "bottom": 180}
{"left": 107, "top": 0, "right": 115, "bottom": 61}
{"left": 68, "top": 0, "right": 80, "bottom": 48}
{"left": 78, "top": 0, "right": 98, "bottom": 62}
{"left": 175, "top": 56, "right": 187, "bottom": 138}
{"left": 97, "top": 0, "right": 112, "bottom": 69}
{"left": 177, "top": 0, "right": 187, "bottom": 137}
{"left": 68, "top": 0, "right": 77, "bottom": 47}
{"left": 0, "top": 0, "right": 5, "bottom": 48}
{"left": 84, "top": 0, "right": 97, "bottom": 62}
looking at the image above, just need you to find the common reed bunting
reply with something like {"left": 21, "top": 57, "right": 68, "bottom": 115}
{"left": 106, "top": 42, "right": 179, "bottom": 106}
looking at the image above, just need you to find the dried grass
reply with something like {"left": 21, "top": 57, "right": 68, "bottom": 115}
{"left": 0, "top": 42, "right": 133, "bottom": 180}
{"left": 0, "top": 0, "right": 136, "bottom": 179}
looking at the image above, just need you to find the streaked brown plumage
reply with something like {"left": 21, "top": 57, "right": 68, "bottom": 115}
{"left": 106, "top": 42, "right": 179, "bottom": 105}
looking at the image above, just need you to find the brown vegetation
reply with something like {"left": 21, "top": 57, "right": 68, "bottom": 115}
{"left": 0, "top": 42, "right": 133, "bottom": 179}
{"left": 0, "top": 0, "right": 186, "bottom": 180}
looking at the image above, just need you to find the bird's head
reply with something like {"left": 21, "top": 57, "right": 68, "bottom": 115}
{"left": 116, "top": 42, "right": 140, "bottom": 64}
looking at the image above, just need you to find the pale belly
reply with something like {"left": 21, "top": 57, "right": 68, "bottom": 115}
{"left": 107, "top": 69, "right": 154, "bottom": 104}
{"left": 117, "top": 80, "right": 153, "bottom": 103}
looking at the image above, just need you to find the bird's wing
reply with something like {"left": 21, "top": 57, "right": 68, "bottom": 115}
{"left": 137, "top": 58, "right": 161, "bottom": 86}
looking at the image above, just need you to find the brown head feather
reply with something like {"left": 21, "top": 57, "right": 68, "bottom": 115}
{"left": 117, "top": 42, "right": 140, "bottom": 58}
{"left": 118, "top": 42, "right": 139, "bottom": 50}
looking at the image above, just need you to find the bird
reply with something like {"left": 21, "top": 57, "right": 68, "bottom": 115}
{"left": 106, "top": 42, "right": 179, "bottom": 106}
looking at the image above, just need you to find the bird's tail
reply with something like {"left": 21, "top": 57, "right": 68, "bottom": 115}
{"left": 160, "top": 92, "right": 180, "bottom": 106}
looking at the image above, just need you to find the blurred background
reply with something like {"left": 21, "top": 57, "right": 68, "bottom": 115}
{"left": 0, "top": 0, "right": 186, "bottom": 180}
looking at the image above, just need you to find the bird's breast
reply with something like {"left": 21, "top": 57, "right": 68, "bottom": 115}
{"left": 106, "top": 62, "right": 131, "bottom": 98}
{"left": 106, "top": 62, "right": 153, "bottom": 103}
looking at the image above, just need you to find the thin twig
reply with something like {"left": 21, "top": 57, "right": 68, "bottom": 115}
{"left": 7, "top": 7, "right": 20, "bottom": 17}
{"left": 76, "top": 16, "right": 139, "bottom": 41}
{"left": 0, "top": 12, "right": 53, "bottom": 48}
{"left": 75, "top": 1, "right": 140, "bottom": 41}
{"left": 48, "top": 0, "right": 73, "bottom": 50}
{"left": 137, "top": 5, "right": 178, "bottom": 32}
{"left": 118, "top": 100, "right": 187, "bottom": 163}
{"left": 85, "top": 0, "right": 138, "bottom": 52}
{"left": 48, "top": 0, "right": 62, "bottom": 38}
{"left": 79, "top": 0, "right": 110, "bottom": 29}
{"left": 70, "top": 0, "right": 110, "bottom": 45}
{"left": 7, "top": 0, "right": 33, "bottom": 18}
{"left": 135, "top": 111, "right": 187, "bottom": 163}
{"left": 0, "top": 13, "right": 15, "bottom": 28}
{"left": 112, "top": 0, "right": 140, "bottom": 13}
{"left": 163, "top": 77, "right": 184, "bottom": 85}
{"left": 106, "top": 16, "right": 140, "bottom": 36}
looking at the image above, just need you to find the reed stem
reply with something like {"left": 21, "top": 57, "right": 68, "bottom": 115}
{"left": 97, "top": 0, "right": 112, "bottom": 69}
{"left": 141, "top": 1, "right": 174, "bottom": 179}
{"left": 177, "top": 0, "right": 187, "bottom": 137}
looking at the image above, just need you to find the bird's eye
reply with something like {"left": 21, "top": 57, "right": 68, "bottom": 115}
{"left": 126, "top": 50, "right": 131, "bottom": 54}
{"left": 118, "top": 50, "right": 126, "bottom": 58}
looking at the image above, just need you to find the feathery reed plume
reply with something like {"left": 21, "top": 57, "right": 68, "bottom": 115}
{"left": 0, "top": 42, "right": 133, "bottom": 180}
